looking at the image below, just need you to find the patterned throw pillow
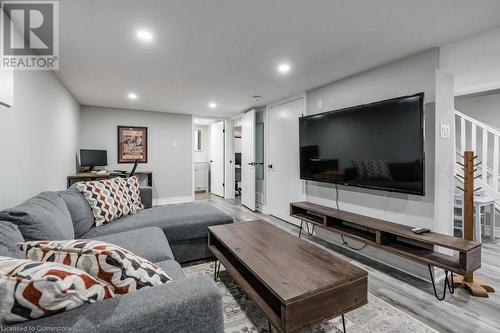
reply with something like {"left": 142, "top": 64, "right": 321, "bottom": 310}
{"left": 351, "top": 160, "right": 366, "bottom": 179}
{"left": 362, "top": 160, "right": 392, "bottom": 180}
{"left": 18, "top": 240, "right": 171, "bottom": 294}
{"left": 76, "top": 177, "right": 134, "bottom": 226}
{"left": 122, "top": 176, "right": 144, "bottom": 212}
{"left": 0, "top": 256, "right": 114, "bottom": 325}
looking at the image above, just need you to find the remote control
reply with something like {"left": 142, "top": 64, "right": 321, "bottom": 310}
{"left": 412, "top": 227, "right": 430, "bottom": 235}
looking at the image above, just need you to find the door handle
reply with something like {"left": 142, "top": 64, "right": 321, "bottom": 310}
{"left": 256, "top": 162, "right": 264, "bottom": 165}
{"left": 209, "top": 160, "right": 213, "bottom": 163}
{"left": 267, "top": 164, "right": 273, "bottom": 169}
{"left": 247, "top": 162, "right": 256, "bottom": 166}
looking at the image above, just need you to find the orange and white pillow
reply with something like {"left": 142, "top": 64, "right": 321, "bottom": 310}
{"left": 0, "top": 256, "right": 114, "bottom": 325}
{"left": 18, "top": 239, "right": 171, "bottom": 294}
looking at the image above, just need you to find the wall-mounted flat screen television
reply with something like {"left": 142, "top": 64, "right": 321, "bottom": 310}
{"left": 299, "top": 93, "right": 425, "bottom": 195}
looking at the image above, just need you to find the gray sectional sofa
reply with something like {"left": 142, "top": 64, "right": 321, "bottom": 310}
{"left": 0, "top": 185, "right": 233, "bottom": 332}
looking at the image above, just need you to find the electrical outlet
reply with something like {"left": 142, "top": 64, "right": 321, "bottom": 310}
{"left": 440, "top": 124, "right": 450, "bottom": 139}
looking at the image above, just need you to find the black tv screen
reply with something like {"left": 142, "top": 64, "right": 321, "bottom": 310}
{"left": 299, "top": 93, "right": 425, "bottom": 195}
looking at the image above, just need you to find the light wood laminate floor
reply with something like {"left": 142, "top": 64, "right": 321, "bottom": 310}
{"left": 196, "top": 193, "right": 500, "bottom": 333}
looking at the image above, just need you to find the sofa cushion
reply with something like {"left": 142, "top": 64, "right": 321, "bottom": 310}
{"left": 0, "top": 221, "right": 25, "bottom": 259}
{"left": 139, "top": 187, "right": 153, "bottom": 209}
{"left": 0, "top": 256, "right": 114, "bottom": 325}
{"left": 59, "top": 186, "right": 94, "bottom": 238}
{"left": 123, "top": 176, "right": 144, "bottom": 212}
{"left": 76, "top": 178, "right": 134, "bottom": 226}
{"left": 0, "top": 192, "right": 74, "bottom": 241}
{"left": 19, "top": 239, "right": 172, "bottom": 295}
{"left": 90, "top": 227, "right": 173, "bottom": 263}
{"left": 81, "top": 202, "right": 233, "bottom": 242}
{"left": 156, "top": 260, "right": 186, "bottom": 280}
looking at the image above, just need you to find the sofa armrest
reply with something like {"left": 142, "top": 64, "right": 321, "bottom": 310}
{"left": 140, "top": 186, "right": 153, "bottom": 208}
{"left": 8, "top": 276, "right": 224, "bottom": 333}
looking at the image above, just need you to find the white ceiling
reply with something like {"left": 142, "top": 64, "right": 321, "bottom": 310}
{"left": 56, "top": 0, "right": 500, "bottom": 117}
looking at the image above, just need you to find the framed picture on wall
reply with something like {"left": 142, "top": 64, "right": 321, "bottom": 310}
{"left": 117, "top": 126, "right": 148, "bottom": 163}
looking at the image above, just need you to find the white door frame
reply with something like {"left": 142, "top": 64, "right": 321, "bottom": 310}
{"left": 241, "top": 109, "right": 256, "bottom": 211}
{"left": 265, "top": 93, "right": 307, "bottom": 223}
{"left": 210, "top": 121, "right": 225, "bottom": 197}
{"left": 224, "top": 119, "right": 235, "bottom": 199}
{"left": 191, "top": 116, "right": 196, "bottom": 201}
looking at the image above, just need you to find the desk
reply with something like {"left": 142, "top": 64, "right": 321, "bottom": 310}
{"left": 67, "top": 171, "right": 153, "bottom": 188}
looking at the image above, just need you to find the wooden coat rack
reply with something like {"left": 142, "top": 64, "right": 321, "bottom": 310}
{"left": 454, "top": 151, "right": 495, "bottom": 297}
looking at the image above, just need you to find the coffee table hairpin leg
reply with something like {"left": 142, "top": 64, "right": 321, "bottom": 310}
{"left": 214, "top": 260, "right": 221, "bottom": 281}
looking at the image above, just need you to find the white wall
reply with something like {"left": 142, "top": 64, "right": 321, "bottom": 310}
{"left": 234, "top": 137, "right": 241, "bottom": 153}
{"left": 79, "top": 106, "right": 193, "bottom": 203}
{"left": 0, "top": 70, "right": 80, "bottom": 209}
{"left": 306, "top": 49, "right": 438, "bottom": 229}
{"left": 434, "top": 71, "right": 455, "bottom": 238}
{"left": 455, "top": 92, "right": 500, "bottom": 129}
{"left": 440, "top": 28, "right": 500, "bottom": 96}
{"left": 194, "top": 125, "right": 210, "bottom": 162}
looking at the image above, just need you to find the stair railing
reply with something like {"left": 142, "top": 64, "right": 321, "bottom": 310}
{"left": 455, "top": 110, "right": 500, "bottom": 209}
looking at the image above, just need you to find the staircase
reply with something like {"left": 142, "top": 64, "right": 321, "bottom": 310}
{"left": 454, "top": 110, "right": 500, "bottom": 239}
{"left": 455, "top": 110, "right": 500, "bottom": 209}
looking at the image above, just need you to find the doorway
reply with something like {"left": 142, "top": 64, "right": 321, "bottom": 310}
{"left": 193, "top": 118, "right": 225, "bottom": 200}
{"left": 231, "top": 108, "right": 266, "bottom": 211}
{"left": 210, "top": 121, "right": 225, "bottom": 197}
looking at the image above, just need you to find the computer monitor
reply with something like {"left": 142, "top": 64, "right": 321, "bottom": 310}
{"left": 80, "top": 149, "right": 107, "bottom": 171}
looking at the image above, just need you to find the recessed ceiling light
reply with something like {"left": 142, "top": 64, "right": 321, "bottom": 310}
{"left": 277, "top": 62, "right": 291, "bottom": 74}
{"left": 128, "top": 93, "right": 138, "bottom": 100}
{"left": 136, "top": 30, "right": 153, "bottom": 41}
{"left": 208, "top": 102, "right": 217, "bottom": 109}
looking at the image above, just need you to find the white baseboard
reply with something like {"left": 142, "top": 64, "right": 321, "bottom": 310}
{"left": 153, "top": 196, "right": 193, "bottom": 206}
{"left": 257, "top": 204, "right": 269, "bottom": 214}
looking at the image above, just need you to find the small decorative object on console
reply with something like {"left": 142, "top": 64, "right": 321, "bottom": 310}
{"left": 411, "top": 227, "right": 430, "bottom": 234}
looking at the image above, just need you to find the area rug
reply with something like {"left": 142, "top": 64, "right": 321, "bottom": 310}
{"left": 183, "top": 262, "right": 437, "bottom": 333}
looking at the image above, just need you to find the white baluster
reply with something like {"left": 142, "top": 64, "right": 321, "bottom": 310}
{"left": 494, "top": 135, "right": 499, "bottom": 192}
{"left": 461, "top": 118, "right": 466, "bottom": 153}
{"left": 483, "top": 130, "right": 488, "bottom": 184}
{"left": 471, "top": 123, "right": 477, "bottom": 153}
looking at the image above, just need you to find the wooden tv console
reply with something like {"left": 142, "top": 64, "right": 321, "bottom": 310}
{"left": 290, "top": 201, "right": 481, "bottom": 279}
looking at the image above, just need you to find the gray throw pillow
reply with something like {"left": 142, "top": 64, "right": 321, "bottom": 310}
{"left": 59, "top": 186, "right": 95, "bottom": 238}
{"left": 0, "top": 221, "right": 25, "bottom": 258}
{"left": 0, "top": 192, "right": 74, "bottom": 241}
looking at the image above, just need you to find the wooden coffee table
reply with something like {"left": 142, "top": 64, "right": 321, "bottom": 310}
{"left": 208, "top": 220, "right": 368, "bottom": 333}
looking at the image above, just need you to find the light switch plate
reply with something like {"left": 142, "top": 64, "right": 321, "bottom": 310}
{"left": 440, "top": 124, "right": 450, "bottom": 139}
